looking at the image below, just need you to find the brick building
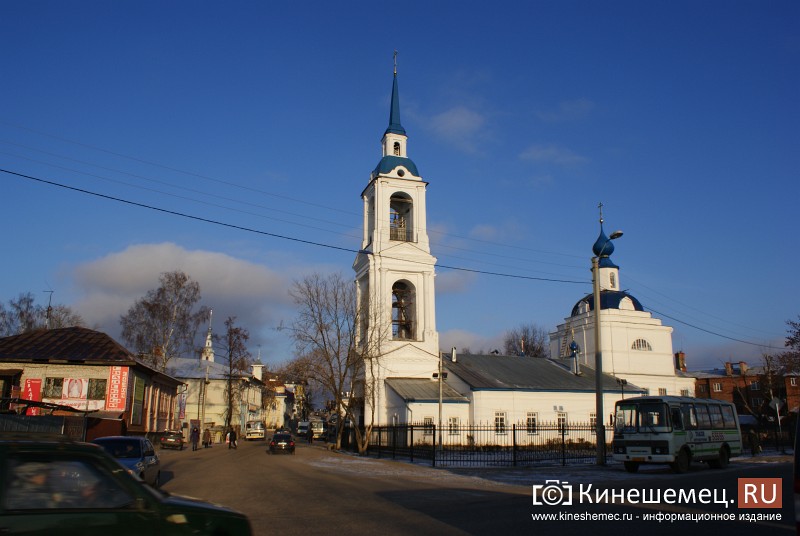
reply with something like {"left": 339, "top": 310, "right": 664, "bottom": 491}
{"left": 0, "top": 327, "right": 183, "bottom": 438}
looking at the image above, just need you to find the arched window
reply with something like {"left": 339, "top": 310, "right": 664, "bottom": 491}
{"left": 389, "top": 193, "right": 413, "bottom": 242}
{"left": 631, "top": 339, "right": 653, "bottom": 351}
{"left": 609, "top": 272, "right": 616, "bottom": 289}
{"left": 392, "top": 280, "right": 416, "bottom": 340}
{"left": 393, "top": 141, "right": 401, "bottom": 156}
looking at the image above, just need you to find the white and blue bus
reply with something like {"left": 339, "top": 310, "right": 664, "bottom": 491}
{"left": 612, "top": 396, "right": 742, "bottom": 473}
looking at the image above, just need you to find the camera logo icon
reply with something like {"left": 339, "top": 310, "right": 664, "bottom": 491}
{"left": 532, "top": 479, "right": 573, "bottom": 506}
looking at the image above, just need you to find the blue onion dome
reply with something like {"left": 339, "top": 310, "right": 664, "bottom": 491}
{"left": 593, "top": 226, "right": 618, "bottom": 269}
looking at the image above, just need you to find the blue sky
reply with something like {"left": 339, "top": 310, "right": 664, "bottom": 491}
{"left": 1, "top": 2, "right": 797, "bottom": 371}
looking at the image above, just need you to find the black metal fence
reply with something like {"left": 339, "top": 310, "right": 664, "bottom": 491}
{"left": 367, "top": 421, "right": 612, "bottom": 467}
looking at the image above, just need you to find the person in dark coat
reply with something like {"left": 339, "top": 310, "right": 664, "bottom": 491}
{"left": 306, "top": 426, "right": 313, "bottom": 444}
{"left": 202, "top": 428, "right": 212, "bottom": 448}
{"left": 190, "top": 427, "right": 200, "bottom": 451}
{"left": 228, "top": 428, "right": 237, "bottom": 449}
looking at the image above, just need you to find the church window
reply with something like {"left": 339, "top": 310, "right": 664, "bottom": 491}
{"left": 526, "top": 412, "right": 538, "bottom": 435}
{"left": 391, "top": 280, "right": 416, "bottom": 340}
{"left": 631, "top": 339, "right": 652, "bottom": 351}
{"left": 389, "top": 193, "right": 413, "bottom": 242}
{"left": 393, "top": 141, "right": 401, "bottom": 156}
{"left": 494, "top": 411, "right": 507, "bottom": 434}
{"left": 423, "top": 416, "right": 434, "bottom": 435}
{"left": 609, "top": 272, "right": 616, "bottom": 289}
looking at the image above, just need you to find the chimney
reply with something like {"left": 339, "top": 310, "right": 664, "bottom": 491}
{"left": 674, "top": 351, "right": 687, "bottom": 372}
{"left": 724, "top": 362, "right": 733, "bottom": 376}
{"left": 451, "top": 347, "right": 457, "bottom": 363}
{"left": 738, "top": 361, "right": 748, "bottom": 375}
{"left": 251, "top": 363, "right": 263, "bottom": 381}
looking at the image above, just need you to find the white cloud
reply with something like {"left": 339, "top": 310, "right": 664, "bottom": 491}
{"left": 435, "top": 270, "right": 478, "bottom": 294}
{"left": 439, "top": 329, "right": 503, "bottom": 355}
{"left": 427, "top": 106, "right": 487, "bottom": 153}
{"left": 519, "top": 143, "right": 587, "bottom": 166}
{"left": 68, "top": 243, "right": 296, "bottom": 362}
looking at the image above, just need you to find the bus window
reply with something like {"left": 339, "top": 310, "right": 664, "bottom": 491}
{"left": 695, "top": 404, "right": 712, "bottom": 429}
{"left": 615, "top": 404, "right": 637, "bottom": 433}
{"left": 640, "top": 403, "right": 670, "bottom": 433}
{"left": 681, "top": 403, "right": 697, "bottom": 430}
{"left": 709, "top": 405, "right": 725, "bottom": 429}
{"left": 721, "top": 405, "right": 736, "bottom": 428}
{"left": 671, "top": 408, "right": 684, "bottom": 430}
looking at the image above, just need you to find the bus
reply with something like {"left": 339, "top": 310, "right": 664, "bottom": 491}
{"left": 245, "top": 420, "right": 265, "bottom": 441}
{"left": 612, "top": 396, "right": 742, "bottom": 473}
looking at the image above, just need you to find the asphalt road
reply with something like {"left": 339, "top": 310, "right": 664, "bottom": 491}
{"left": 157, "top": 439, "right": 795, "bottom": 536}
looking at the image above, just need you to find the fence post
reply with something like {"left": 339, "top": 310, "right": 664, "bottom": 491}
{"left": 512, "top": 423, "right": 517, "bottom": 467}
{"left": 432, "top": 424, "right": 437, "bottom": 467}
{"left": 410, "top": 424, "right": 414, "bottom": 463}
{"left": 561, "top": 422, "right": 566, "bottom": 466}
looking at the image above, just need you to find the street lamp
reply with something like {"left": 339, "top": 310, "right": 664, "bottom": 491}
{"left": 593, "top": 227, "right": 622, "bottom": 465}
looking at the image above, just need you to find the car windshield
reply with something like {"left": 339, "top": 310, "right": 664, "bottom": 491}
{"left": 95, "top": 439, "right": 142, "bottom": 458}
{"left": 273, "top": 434, "right": 291, "bottom": 442}
{"left": 615, "top": 403, "right": 671, "bottom": 434}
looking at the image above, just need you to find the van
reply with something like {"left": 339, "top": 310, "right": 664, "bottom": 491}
{"left": 297, "top": 421, "right": 310, "bottom": 437}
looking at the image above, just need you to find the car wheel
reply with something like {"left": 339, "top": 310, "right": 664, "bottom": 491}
{"left": 623, "top": 461, "right": 639, "bottom": 473}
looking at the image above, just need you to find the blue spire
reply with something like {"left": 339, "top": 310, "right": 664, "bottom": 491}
{"left": 385, "top": 55, "right": 406, "bottom": 136}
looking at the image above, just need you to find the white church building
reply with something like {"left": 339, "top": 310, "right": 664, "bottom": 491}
{"left": 353, "top": 64, "right": 692, "bottom": 431}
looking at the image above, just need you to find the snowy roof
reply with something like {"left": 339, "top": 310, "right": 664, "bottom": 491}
{"left": 444, "top": 354, "right": 645, "bottom": 394}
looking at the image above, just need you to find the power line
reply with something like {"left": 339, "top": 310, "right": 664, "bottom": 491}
{"left": 1, "top": 167, "right": 586, "bottom": 285}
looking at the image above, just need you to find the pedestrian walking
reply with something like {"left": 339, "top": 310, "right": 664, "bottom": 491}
{"left": 307, "top": 426, "right": 313, "bottom": 444}
{"left": 203, "top": 428, "right": 212, "bottom": 448}
{"left": 190, "top": 427, "right": 200, "bottom": 451}
{"left": 228, "top": 428, "right": 237, "bottom": 449}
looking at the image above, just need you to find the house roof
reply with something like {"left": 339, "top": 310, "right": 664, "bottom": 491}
{"left": 0, "top": 327, "right": 136, "bottom": 364}
{"left": 385, "top": 378, "right": 470, "bottom": 403}
{"left": 444, "top": 354, "right": 645, "bottom": 394}
{"left": 0, "top": 327, "right": 181, "bottom": 386}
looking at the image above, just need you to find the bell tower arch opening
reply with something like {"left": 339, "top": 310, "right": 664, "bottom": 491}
{"left": 389, "top": 193, "right": 413, "bottom": 242}
{"left": 391, "top": 280, "right": 416, "bottom": 340}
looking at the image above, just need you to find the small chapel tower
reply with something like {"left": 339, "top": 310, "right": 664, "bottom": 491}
{"left": 353, "top": 55, "right": 440, "bottom": 425}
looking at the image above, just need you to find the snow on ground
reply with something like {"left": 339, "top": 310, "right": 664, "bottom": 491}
{"left": 308, "top": 448, "right": 792, "bottom": 488}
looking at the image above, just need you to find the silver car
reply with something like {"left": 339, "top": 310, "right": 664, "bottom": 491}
{"left": 92, "top": 436, "right": 161, "bottom": 487}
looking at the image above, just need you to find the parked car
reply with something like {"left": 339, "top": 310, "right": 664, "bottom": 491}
{"left": 268, "top": 433, "right": 295, "bottom": 455}
{"left": 92, "top": 436, "right": 161, "bottom": 487}
{"left": 0, "top": 432, "right": 253, "bottom": 535}
{"left": 159, "top": 430, "right": 185, "bottom": 450}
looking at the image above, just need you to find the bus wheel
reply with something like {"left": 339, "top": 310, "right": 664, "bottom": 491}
{"left": 671, "top": 449, "right": 690, "bottom": 473}
{"left": 624, "top": 462, "right": 640, "bottom": 473}
{"left": 709, "top": 447, "right": 729, "bottom": 469}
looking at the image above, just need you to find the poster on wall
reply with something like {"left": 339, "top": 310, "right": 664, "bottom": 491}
{"left": 178, "top": 392, "right": 187, "bottom": 420}
{"left": 23, "top": 378, "right": 42, "bottom": 415}
{"left": 63, "top": 378, "right": 88, "bottom": 400}
{"left": 105, "top": 366, "right": 129, "bottom": 412}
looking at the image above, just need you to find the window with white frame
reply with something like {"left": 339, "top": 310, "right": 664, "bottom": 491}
{"left": 494, "top": 411, "right": 507, "bottom": 434}
{"left": 448, "top": 416, "right": 459, "bottom": 435}
{"left": 631, "top": 339, "right": 653, "bottom": 351}
{"left": 792, "top": 378, "right": 798, "bottom": 387}
{"left": 589, "top": 412, "right": 597, "bottom": 435}
{"left": 713, "top": 382, "right": 722, "bottom": 392}
{"left": 749, "top": 380, "right": 760, "bottom": 391}
{"left": 698, "top": 384, "right": 707, "bottom": 393}
{"left": 526, "top": 412, "right": 538, "bottom": 435}
{"left": 557, "top": 412, "right": 568, "bottom": 434}
{"left": 423, "top": 416, "right": 434, "bottom": 436}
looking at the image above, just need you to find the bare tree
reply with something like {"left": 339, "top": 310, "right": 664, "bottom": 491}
{"left": 119, "top": 271, "right": 209, "bottom": 371}
{"left": 502, "top": 323, "right": 549, "bottom": 357}
{"left": 222, "top": 316, "right": 251, "bottom": 430}
{"left": 776, "top": 316, "right": 800, "bottom": 373}
{"left": 0, "top": 292, "right": 84, "bottom": 336}
{"left": 288, "top": 272, "right": 386, "bottom": 453}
